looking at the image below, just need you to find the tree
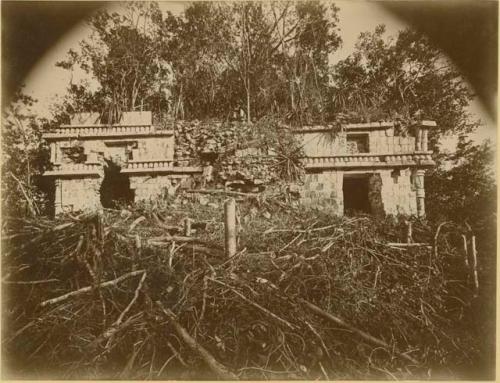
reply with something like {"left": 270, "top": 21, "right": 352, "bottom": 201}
{"left": 159, "top": 2, "right": 237, "bottom": 120}
{"left": 329, "top": 25, "right": 476, "bottom": 145}
{"left": 426, "top": 136, "right": 496, "bottom": 234}
{"left": 2, "top": 91, "right": 50, "bottom": 216}
{"left": 56, "top": 2, "right": 169, "bottom": 123}
{"left": 159, "top": 1, "right": 341, "bottom": 123}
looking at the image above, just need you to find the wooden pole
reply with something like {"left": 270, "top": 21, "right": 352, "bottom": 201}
{"left": 224, "top": 198, "right": 237, "bottom": 258}
{"left": 470, "top": 235, "right": 479, "bottom": 297}
{"left": 406, "top": 220, "right": 413, "bottom": 244}
{"left": 183, "top": 218, "right": 192, "bottom": 237}
{"left": 461, "top": 234, "right": 469, "bottom": 268}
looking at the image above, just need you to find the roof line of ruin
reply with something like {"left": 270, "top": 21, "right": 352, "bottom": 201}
{"left": 54, "top": 119, "right": 437, "bottom": 130}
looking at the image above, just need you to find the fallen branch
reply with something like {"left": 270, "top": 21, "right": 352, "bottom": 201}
{"left": 2, "top": 278, "right": 59, "bottom": 285}
{"left": 40, "top": 270, "right": 146, "bottom": 308}
{"left": 209, "top": 278, "right": 296, "bottom": 330}
{"left": 129, "top": 216, "right": 146, "bottom": 232}
{"left": 9, "top": 171, "right": 39, "bottom": 216}
{"left": 264, "top": 224, "right": 337, "bottom": 235}
{"left": 386, "top": 242, "right": 431, "bottom": 248}
{"left": 103, "top": 271, "right": 147, "bottom": 343}
{"left": 155, "top": 301, "right": 238, "bottom": 380}
{"left": 301, "top": 299, "right": 419, "bottom": 365}
{"left": 145, "top": 235, "right": 224, "bottom": 251}
{"left": 185, "top": 189, "right": 260, "bottom": 198}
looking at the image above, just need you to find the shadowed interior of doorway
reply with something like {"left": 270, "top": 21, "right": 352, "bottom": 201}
{"left": 100, "top": 159, "right": 135, "bottom": 208}
{"left": 343, "top": 173, "right": 384, "bottom": 217}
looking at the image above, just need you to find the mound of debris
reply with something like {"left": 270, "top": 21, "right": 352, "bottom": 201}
{"left": 171, "top": 118, "right": 304, "bottom": 192}
{"left": 2, "top": 193, "right": 483, "bottom": 379}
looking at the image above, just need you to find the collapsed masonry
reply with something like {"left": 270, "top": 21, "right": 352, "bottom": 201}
{"left": 43, "top": 112, "right": 435, "bottom": 216}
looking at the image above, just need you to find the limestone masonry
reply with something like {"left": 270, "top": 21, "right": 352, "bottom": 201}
{"left": 43, "top": 112, "right": 435, "bottom": 216}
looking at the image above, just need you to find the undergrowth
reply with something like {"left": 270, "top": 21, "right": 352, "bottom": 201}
{"left": 1, "top": 193, "right": 492, "bottom": 379}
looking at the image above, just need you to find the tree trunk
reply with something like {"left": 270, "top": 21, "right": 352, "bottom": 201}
{"left": 246, "top": 79, "right": 251, "bottom": 123}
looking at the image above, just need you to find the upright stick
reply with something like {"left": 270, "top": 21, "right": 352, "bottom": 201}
{"left": 183, "top": 218, "right": 192, "bottom": 237}
{"left": 461, "top": 234, "right": 469, "bottom": 268}
{"left": 224, "top": 198, "right": 237, "bottom": 257}
{"left": 406, "top": 220, "right": 413, "bottom": 243}
{"left": 471, "top": 235, "right": 479, "bottom": 297}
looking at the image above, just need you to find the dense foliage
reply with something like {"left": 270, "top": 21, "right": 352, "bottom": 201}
{"left": 426, "top": 137, "right": 496, "bottom": 254}
{"left": 330, "top": 25, "right": 476, "bottom": 146}
{"left": 1, "top": 91, "right": 51, "bottom": 217}
{"left": 54, "top": 2, "right": 476, "bottom": 138}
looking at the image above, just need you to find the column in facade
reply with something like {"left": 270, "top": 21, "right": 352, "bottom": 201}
{"left": 415, "top": 169, "right": 426, "bottom": 217}
{"left": 421, "top": 129, "right": 429, "bottom": 151}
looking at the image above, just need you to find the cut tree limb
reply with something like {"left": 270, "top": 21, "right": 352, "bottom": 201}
{"left": 155, "top": 301, "right": 238, "bottom": 380}
{"left": 301, "top": 299, "right": 419, "bottom": 365}
{"left": 9, "top": 171, "right": 39, "bottom": 216}
{"left": 145, "top": 235, "right": 223, "bottom": 250}
{"left": 40, "top": 270, "right": 146, "bottom": 308}
{"left": 103, "top": 271, "right": 147, "bottom": 343}
{"left": 386, "top": 243, "right": 431, "bottom": 248}
{"left": 209, "top": 278, "right": 296, "bottom": 330}
{"left": 185, "top": 189, "right": 260, "bottom": 198}
{"left": 470, "top": 235, "right": 479, "bottom": 297}
{"left": 433, "top": 221, "right": 451, "bottom": 258}
{"left": 224, "top": 198, "right": 237, "bottom": 257}
{"left": 2, "top": 278, "right": 59, "bottom": 285}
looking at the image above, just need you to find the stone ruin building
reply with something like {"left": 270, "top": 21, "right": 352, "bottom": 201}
{"left": 294, "top": 121, "right": 435, "bottom": 217}
{"left": 43, "top": 112, "right": 202, "bottom": 214}
{"left": 43, "top": 111, "right": 435, "bottom": 217}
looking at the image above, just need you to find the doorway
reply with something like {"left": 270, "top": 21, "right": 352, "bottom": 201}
{"left": 100, "top": 160, "right": 135, "bottom": 208}
{"left": 343, "top": 174, "right": 371, "bottom": 215}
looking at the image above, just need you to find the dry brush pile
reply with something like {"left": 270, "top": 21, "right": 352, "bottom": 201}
{"left": 2, "top": 194, "right": 485, "bottom": 379}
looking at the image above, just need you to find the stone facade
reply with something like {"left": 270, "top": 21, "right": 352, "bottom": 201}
{"left": 54, "top": 177, "right": 103, "bottom": 214}
{"left": 295, "top": 121, "right": 435, "bottom": 217}
{"left": 301, "top": 170, "right": 344, "bottom": 213}
{"left": 44, "top": 112, "right": 435, "bottom": 217}
{"left": 43, "top": 112, "right": 202, "bottom": 214}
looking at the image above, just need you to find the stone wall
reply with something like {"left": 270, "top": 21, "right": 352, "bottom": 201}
{"left": 301, "top": 170, "right": 344, "bottom": 214}
{"left": 55, "top": 173, "right": 199, "bottom": 214}
{"left": 55, "top": 177, "right": 102, "bottom": 215}
{"left": 300, "top": 168, "right": 419, "bottom": 216}
{"left": 298, "top": 129, "right": 417, "bottom": 157}
{"left": 129, "top": 175, "right": 196, "bottom": 202}
{"left": 379, "top": 169, "right": 418, "bottom": 216}
{"left": 52, "top": 136, "right": 174, "bottom": 165}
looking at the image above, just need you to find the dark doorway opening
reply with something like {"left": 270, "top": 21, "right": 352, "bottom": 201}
{"left": 343, "top": 174, "right": 371, "bottom": 215}
{"left": 100, "top": 160, "right": 135, "bottom": 208}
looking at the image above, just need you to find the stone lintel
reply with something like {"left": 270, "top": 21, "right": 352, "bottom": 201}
{"left": 293, "top": 122, "right": 394, "bottom": 133}
{"left": 42, "top": 130, "right": 174, "bottom": 140}
{"left": 303, "top": 153, "right": 435, "bottom": 170}
{"left": 121, "top": 166, "right": 203, "bottom": 174}
{"left": 419, "top": 120, "right": 437, "bottom": 127}
{"left": 60, "top": 123, "right": 151, "bottom": 128}
{"left": 43, "top": 170, "right": 101, "bottom": 177}
{"left": 304, "top": 162, "right": 435, "bottom": 170}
